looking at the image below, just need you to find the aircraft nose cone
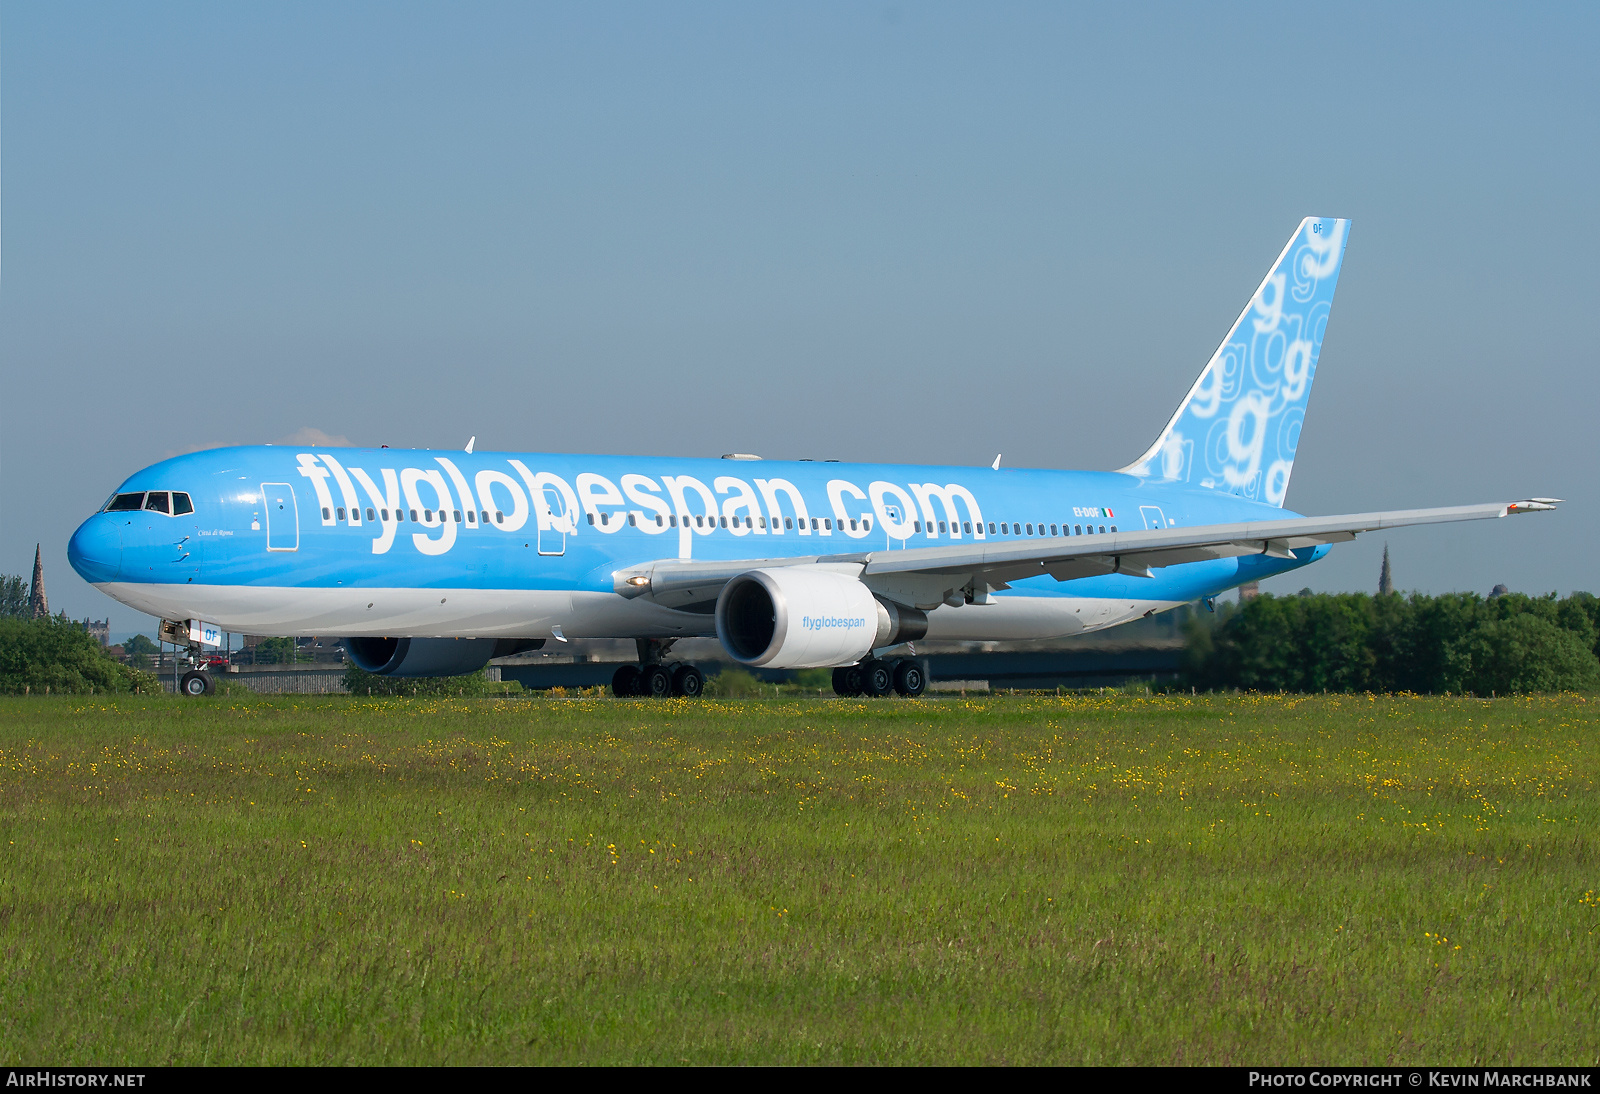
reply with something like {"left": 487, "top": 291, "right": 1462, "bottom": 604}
{"left": 68, "top": 516, "right": 122, "bottom": 584}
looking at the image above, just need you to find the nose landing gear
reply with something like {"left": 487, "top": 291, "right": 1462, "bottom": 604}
{"left": 180, "top": 669, "right": 215, "bottom": 697}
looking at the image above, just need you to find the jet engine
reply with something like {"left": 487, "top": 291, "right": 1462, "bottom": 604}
{"left": 715, "top": 567, "right": 927, "bottom": 669}
{"left": 343, "top": 637, "right": 544, "bottom": 677}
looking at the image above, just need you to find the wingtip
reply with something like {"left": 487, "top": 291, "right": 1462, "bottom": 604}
{"left": 1506, "top": 499, "right": 1561, "bottom": 514}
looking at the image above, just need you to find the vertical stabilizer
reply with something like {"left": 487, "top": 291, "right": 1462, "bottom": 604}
{"left": 1119, "top": 217, "right": 1349, "bottom": 506}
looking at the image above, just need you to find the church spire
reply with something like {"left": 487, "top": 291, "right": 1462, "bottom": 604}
{"left": 1378, "top": 544, "right": 1394, "bottom": 596}
{"left": 29, "top": 544, "right": 49, "bottom": 619}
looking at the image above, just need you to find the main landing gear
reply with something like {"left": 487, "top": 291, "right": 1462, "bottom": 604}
{"left": 832, "top": 657, "right": 926, "bottom": 698}
{"left": 612, "top": 661, "right": 705, "bottom": 699}
{"left": 611, "top": 639, "right": 705, "bottom": 699}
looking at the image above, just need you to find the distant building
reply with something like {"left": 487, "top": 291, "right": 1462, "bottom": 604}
{"left": 1489, "top": 584, "right": 1509, "bottom": 598}
{"left": 29, "top": 545, "right": 48, "bottom": 619}
{"left": 82, "top": 618, "right": 110, "bottom": 646}
{"left": 1238, "top": 581, "right": 1260, "bottom": 602}
{"left": 1378, "top": 545, "right": 1394, "bottom": 596}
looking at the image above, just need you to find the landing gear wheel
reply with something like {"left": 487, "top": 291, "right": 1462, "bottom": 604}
{"left": 833, "top": 665, "right": 864, "bottom": 697}
{"left": 672, "top": 664, "right": 705, "bottom": 698}
{"left": 640, "top": 664, "right": 673, "bottom": 699}
{"left": 611, "top": 664, "right": 641, "bottom": 698}
{"left": 892, "top": 659, "right": 926, "bottom": 698}
{"left": 861, "top": 659, "right": 893, "bottom": 698}
{"left": 179, "top": 669, "right": 214, "bottom": 697}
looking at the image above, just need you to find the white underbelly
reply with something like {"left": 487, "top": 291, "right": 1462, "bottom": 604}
{"left": 921, "top": 595, "right": 1185, "bottom": 641}
{"left": 96, "top": 582, "right": 1181, "bottom": 644}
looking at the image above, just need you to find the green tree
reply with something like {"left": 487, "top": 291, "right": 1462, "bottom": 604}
{"left": 704, "top": 667, "right": 767, "bottom": 698}
{"left": 0, "top": 575, "right": 28, "bottom": 619}
{"left": 123, "top": 633, "right": 159, "bottom": 670}
{"left": 255, "top": 637, "right": 303, "bottom": 665}
{"left": 1556, "top": 593, "right": 1599, "bottom": 657}
{"left": 1466, "top": 615, "right": 1600, "bottom": 695}
{"left": 1185, "top": 590, "right": 1600, "bottom": 695}
{"left": 0, "top": 617, "right": 159, "bottom": 695}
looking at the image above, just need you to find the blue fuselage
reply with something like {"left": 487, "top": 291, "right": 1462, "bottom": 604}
{"left": 68, "top": 445, "right": 1319, "bottom": 641}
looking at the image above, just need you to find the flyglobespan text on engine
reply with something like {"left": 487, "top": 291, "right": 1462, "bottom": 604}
{"left": 801, "top": 615, "right": 868, "bottom": 632}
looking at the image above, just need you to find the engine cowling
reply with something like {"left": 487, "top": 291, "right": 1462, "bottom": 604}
{"left": 714, "top": 567, "right": 927, "bottom": 669}
{"left": 343, "top": 637, "right": 543, "bottom": 677}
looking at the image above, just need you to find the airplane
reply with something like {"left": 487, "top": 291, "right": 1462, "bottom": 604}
{"left": 67, "top": 217, "right": 1559, "bottom": 699}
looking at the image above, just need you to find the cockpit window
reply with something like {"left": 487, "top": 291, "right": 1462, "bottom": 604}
{"left": 106, "top": 493, "right": 146, "bottom": 512}
{"left": 145, "top": 491, "right": 171, "bottom": 514}
{"left": 172, "top": 493, "right": 194, "bottom": 516}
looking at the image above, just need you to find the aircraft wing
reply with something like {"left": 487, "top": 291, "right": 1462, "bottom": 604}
{"left": 612, "top": 499, "right": 1559, "bottom": 610}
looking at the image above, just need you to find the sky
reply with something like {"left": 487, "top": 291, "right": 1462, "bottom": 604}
{"left": 3, "top": 2, "right": 1597, "bottom": 636}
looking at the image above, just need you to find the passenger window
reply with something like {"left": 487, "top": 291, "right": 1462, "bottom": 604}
{"left": 465, "top": 510, "right": 475, "bottom": 524}
{"left": 495, "top": 511, "right": 504, "bottom": 524}
{"left": 628, "top": 514, "right": 637, "bottom": 527}
{"left": 323, "top": 507, "right": 332, "bottom": 521}
{"left": 720, "top": 517, "right": 727, "bottom": 528}
{"left": 172, "top": 493, "right": 194, "bottom": 515}
{"left": 938, "top": 521, "right": 946, "bottom": 533}
{"left": 785, "top": 518, "right": 793, "bottom": 529}
{"left": 1051, "top": 524, "right": 1058, "bottom": 535}
{"left": 106, "top": 493, "right": 145, "bottom": 512}
{"left": 669, "top": 515, "right": 677, "bottom": 527}
{"left": 812, "top": 518, "right": 820, "bottom": 530}
{"left": 367, "top": 508, "right": 376, "bottom": 522}
{"left": 655, "top": 515, "right": 663, "bottom": 526}
{"left": 145, "top": 492, "right": 171, "bottom": 514}
{"left": 336, "top": 508, "right": 346, "bottom": 521}
{"left": 453, "top": 510, "right": 462, "bottom": 523}
{"left": 863, "top": 518, "right": 870, "bottom": 531}
{"left": 849, "top": 519, "right": 857, "bottom": 531}
{"left": 1100, "top": 525, "right": 1106, "bottom": 534}
{"left": 963, "top": 522, "right": 971, "bottom": 534}
{"left": 424, "top": 510, "right": 434, "bottom": 522}
{"left": 988, "top": 522, "right": 995, "bottom": 534}
{"left": 588, "top": 513, "right": 596, "bottom": 525}
{"left": 381, "top": 509, "right": 390, "bottom": 521}
{"left": 480, "top": 511, "right": 489, "bottom": 524}
{"left": 1109, "top": 525, "right": 1116, "bottom": 533}
{"left": 1024, "top": 523, "right": 1032, "bottom": 535}
{"left": 410, "top": 509, "right": 419, "bottom": 522}
{"left": 695, "top": 515, "right": 704, "bottom": 528}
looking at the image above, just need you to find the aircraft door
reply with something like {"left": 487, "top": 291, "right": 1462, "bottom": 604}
{"left": 882, "top": 504, "right": 907, "bottom": 549}
{"left": 1139, "top": 505, "right": 1169, "bottom": 530}
{"left": 538, "top": 485, "right": 573, "bottom": 556}
{"left": 261, "top": 483, "right": 299, "bottom": 551}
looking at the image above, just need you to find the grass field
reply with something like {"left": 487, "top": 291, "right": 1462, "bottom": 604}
{"left": 1, "top": 692, "right": 1595, "bottom": 1065}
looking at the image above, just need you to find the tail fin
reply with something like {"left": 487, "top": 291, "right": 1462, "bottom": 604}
{"left": 1119, "top": 216, "right": 1350, "bottom": 506}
